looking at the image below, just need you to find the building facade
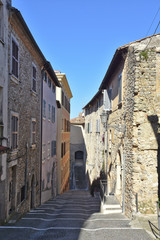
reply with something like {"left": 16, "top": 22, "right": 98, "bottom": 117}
{"left": 55, "top": 71, "right": 72, "bottom": 194}
{"left": 83, "top": 91, "right": 106, "bottom": 184}
{"left": 0, "top": 0, "right": 10, "bottom": 223}
{"left": 7, "top": 6, "right": 47, "bottom": 218}
{"left": 84, "top": 34, "right": 160, "bottom": 217}
{"left": 41, "top": 63, "right": 60, "bottom": 203}
{"left": 70, "top": 113, "right": 87, "bottom": 189}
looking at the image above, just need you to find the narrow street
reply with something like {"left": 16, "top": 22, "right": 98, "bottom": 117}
{"left": 0, "top": 190, "right": 152, "bottom": 240}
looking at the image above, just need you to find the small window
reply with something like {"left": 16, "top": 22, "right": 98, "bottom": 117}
{"left": 52, "top": 83, "right": 55, "bottom": 93}
{"left": 0, "top": 2, "right": 4, "bottom": 42}
{"left": 11, "top": 37, "right": 19, "bottom": 79}
{"left": 42, "top": 144, "right": 46, "bottom": 161}
{"left": 61, "top": 143, "right": 63, "bottom": 158}
{"left": 62, "top": 91, "right": 64, "bottom": 106}
{"left": 48, "top": 142, "right": 50, "bottom": 159}
{"left": 31, "top": 119, "right": 36, "bottom": 145}
{"left": 11, "top": 114, "right": 18, "bottom": 150}
{"left": 48, "top": 77, "right": 51, "bottom": 88}
{"left": 47, "top": 172, "right": 50, "bottom": 183}
{"left": 96, "top": 119, "right": 100, "bottom": 133}
{"left": 43, "top": 99, "right": 46, "bottom": 118}
{"left": 43, "top": 71, "right": 47, "bottom": 82}
{"left": 48, "top": 104, "right": 51, "bottom": 120}
{"left": 118, "top": 73, "right": 122, "bottom": 103}
{"left": 87, "top": 123, "right": 90, "bottom": 134}
{"left": 51, "top": 106, "right": 55, "bottom": 123}
{"left": 51, "top": 140, "right": 56, "bottom": 157}
{"left": 21, "top": 185, "right": 25, "bottom": 202}
{"left": 32, "top": 65, "right": 37, "bottom": 92}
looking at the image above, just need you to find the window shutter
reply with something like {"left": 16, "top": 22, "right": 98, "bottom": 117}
{"left": 103, "top": 89, "right": 111, "bottom": 111}
{"left": 118, "top": 74, "right": 122, "bottom": 103}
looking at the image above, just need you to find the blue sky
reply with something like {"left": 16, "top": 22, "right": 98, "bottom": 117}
{"left": 12, "top": 0, "right": 160, "bottom": 119}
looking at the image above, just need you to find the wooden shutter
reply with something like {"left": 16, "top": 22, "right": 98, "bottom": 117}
{"left": 103, "top": 89, "right": 111, "bottom": 111}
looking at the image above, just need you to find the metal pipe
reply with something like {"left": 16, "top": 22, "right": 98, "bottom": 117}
{"left": 122, "top": 149, "right": 125, "bottom": 213}
{"left": 136, "top": 193, "right": 138, "bottom": 212}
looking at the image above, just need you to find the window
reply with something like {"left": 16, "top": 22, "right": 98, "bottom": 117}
{"left": 42, "top": 144, "right": 46, "bottom": 161}
{"left": 96, "top": 119, "right": 100, "bottom": 133}
{"left": 62, "top": 91, "right": 64, "bottom": 106}
{"left": 21, "top": 185, "right": 25, "bottom": 202}
{"left": 61, "top": 143, "right": 63, "bottom": 158}
{"left": 43, "top": 71, "right": 47, "bottom": 82}
{"left": 51, "top": 141, "right": 56, "bottom": 156}
{"left": 31, "top": 119, "right": 36, "bottom": 145}
{"left": 103, "top": 89, "right": 112, "bottom": 111}
{"left": 11, "top": 36, "right": 19, "bottom": 79}
{"left": 48, "top": 142, "right": 50, "bottom": 159}
{"left": 48, "top": 104, "right": 51, "bottom": 120}
{"left": 11, "top": 114, "right": 18, "bottom": 150}
{"left": 32, "top": 64, "right": 37, "bottom": 92}
{"left": 47, "top": 172, "right": 50, "bottom": 183}
{"left": 48, "top": 77, "right": 51, "bottom": 88}
{"left": 75, "top": 151, "right": 83, "bottom": 159}
{"left": 87, "top": 123, "right": 90, "bottom": 134}
{"left": 118, "top": 73, "right": 122, "bottom": 103}
{"left": 0, "top": 2, "right": 4, "bottom": 42}
{"left": 43, "top": 99, "right": 46, "bottom": 118}
{"left": 52, "top": 83, "right": 55, "bottom": 93}
{"left": 51, "top": 106, "right": 55, "bottom": 123}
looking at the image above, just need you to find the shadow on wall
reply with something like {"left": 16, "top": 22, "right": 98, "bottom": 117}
{"left": 147, "top": 115, "right": 160, "bottom": 199}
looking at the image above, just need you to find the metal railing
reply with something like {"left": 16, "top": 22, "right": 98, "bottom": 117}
{"left": 100, "top": 180, "right": 107, "bottom": 203}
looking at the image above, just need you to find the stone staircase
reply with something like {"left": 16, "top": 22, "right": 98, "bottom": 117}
{"left": 101, "top": 195, "right": 122, "bottom": 214}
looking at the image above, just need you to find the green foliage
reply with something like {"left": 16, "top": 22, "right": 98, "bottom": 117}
{"left": 139, "top": 50, "right": 149, "bottom": 61}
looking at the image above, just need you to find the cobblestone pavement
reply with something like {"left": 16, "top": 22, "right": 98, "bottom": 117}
{"left": 0, "top": 190, "right": 153, "bottom": 240}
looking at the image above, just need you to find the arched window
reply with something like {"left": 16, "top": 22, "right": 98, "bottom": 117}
{"left": 75, "top": 151, "right": 83, "bottom": 160}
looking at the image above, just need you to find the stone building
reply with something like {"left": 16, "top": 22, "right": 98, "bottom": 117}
{"left": 41, "top": 63, "right": 60, "bottom": 203}
{"left": 0, "top": 0, "right": 10, "bottom": 223}
{"left": 83, "top": 91, "right": 106, "bottom": 184}
{"left": 7, "top": 6, "right": 47, "bottom": 218}
{"left": 55, "top": 71, "right": 72, "bottom": 194}
{"left": 84, "top": 33, "right": 160, "bottom": 217}
{"left": 70, "top": 113, "right": 87, "bottom": 189}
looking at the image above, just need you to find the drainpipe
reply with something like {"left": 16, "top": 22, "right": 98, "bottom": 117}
{"left": 122, "top": 150, "right": 125, "bottom": 213}
{"left": 25, "top": 142, "right": 28, "bottom": 200}
{"left": 122, "top": 125, "right": 126, "bottom": 213}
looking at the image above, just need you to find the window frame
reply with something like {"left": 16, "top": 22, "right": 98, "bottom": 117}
{"left": 31, "top": 118, "right": 36, "bottom": 146}
{"left": 43, "top": 99, "right": 46, "bottom": 118}
{"left": 51, "top": 106, "right": 55, "bottom": 123}
{"left": 0, "top": 1, "right": 4, "bottom": 43}
{"left": 48, "top": 104, "right": 51, "bottom": 121}
{"left": 11, "top": 111, "right": 19, "bottom": 150}
{"left": 11, "top": 35, "right": 19, "bottom": 81}
{"left": 118, "top": 73, "right": 122, "bottom": 104}
{"left": 32, "top": 63, "right": 37, "bottom": 93}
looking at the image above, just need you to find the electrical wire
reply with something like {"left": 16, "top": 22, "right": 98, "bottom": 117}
{"left": 146, "top": 7, "right": 160, "bottom": 37}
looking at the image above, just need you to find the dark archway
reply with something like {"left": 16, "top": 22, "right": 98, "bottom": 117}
{"left": 75, "top": 151, "right": 83, "bottom": 159}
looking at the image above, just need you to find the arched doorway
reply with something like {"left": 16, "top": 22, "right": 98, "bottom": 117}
{"left": 75, "top": 151, "right": 83, "bottom": 166}
{"left": 30, "top": 175, "right": 35, "bottom": 209}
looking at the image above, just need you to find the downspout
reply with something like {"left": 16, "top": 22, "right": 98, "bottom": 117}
{"left": 122, "top": 124, "right": 126, "bottom": 213}
{"left": 25, "top": 142, "right": 28, "bottom": 200}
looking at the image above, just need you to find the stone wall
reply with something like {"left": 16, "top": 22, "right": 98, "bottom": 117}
{"left": 84, "top": 94, "right": 105, "bottom": 183}
{"left": 6, "top": 16, "right": 42, "bottom": 218}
